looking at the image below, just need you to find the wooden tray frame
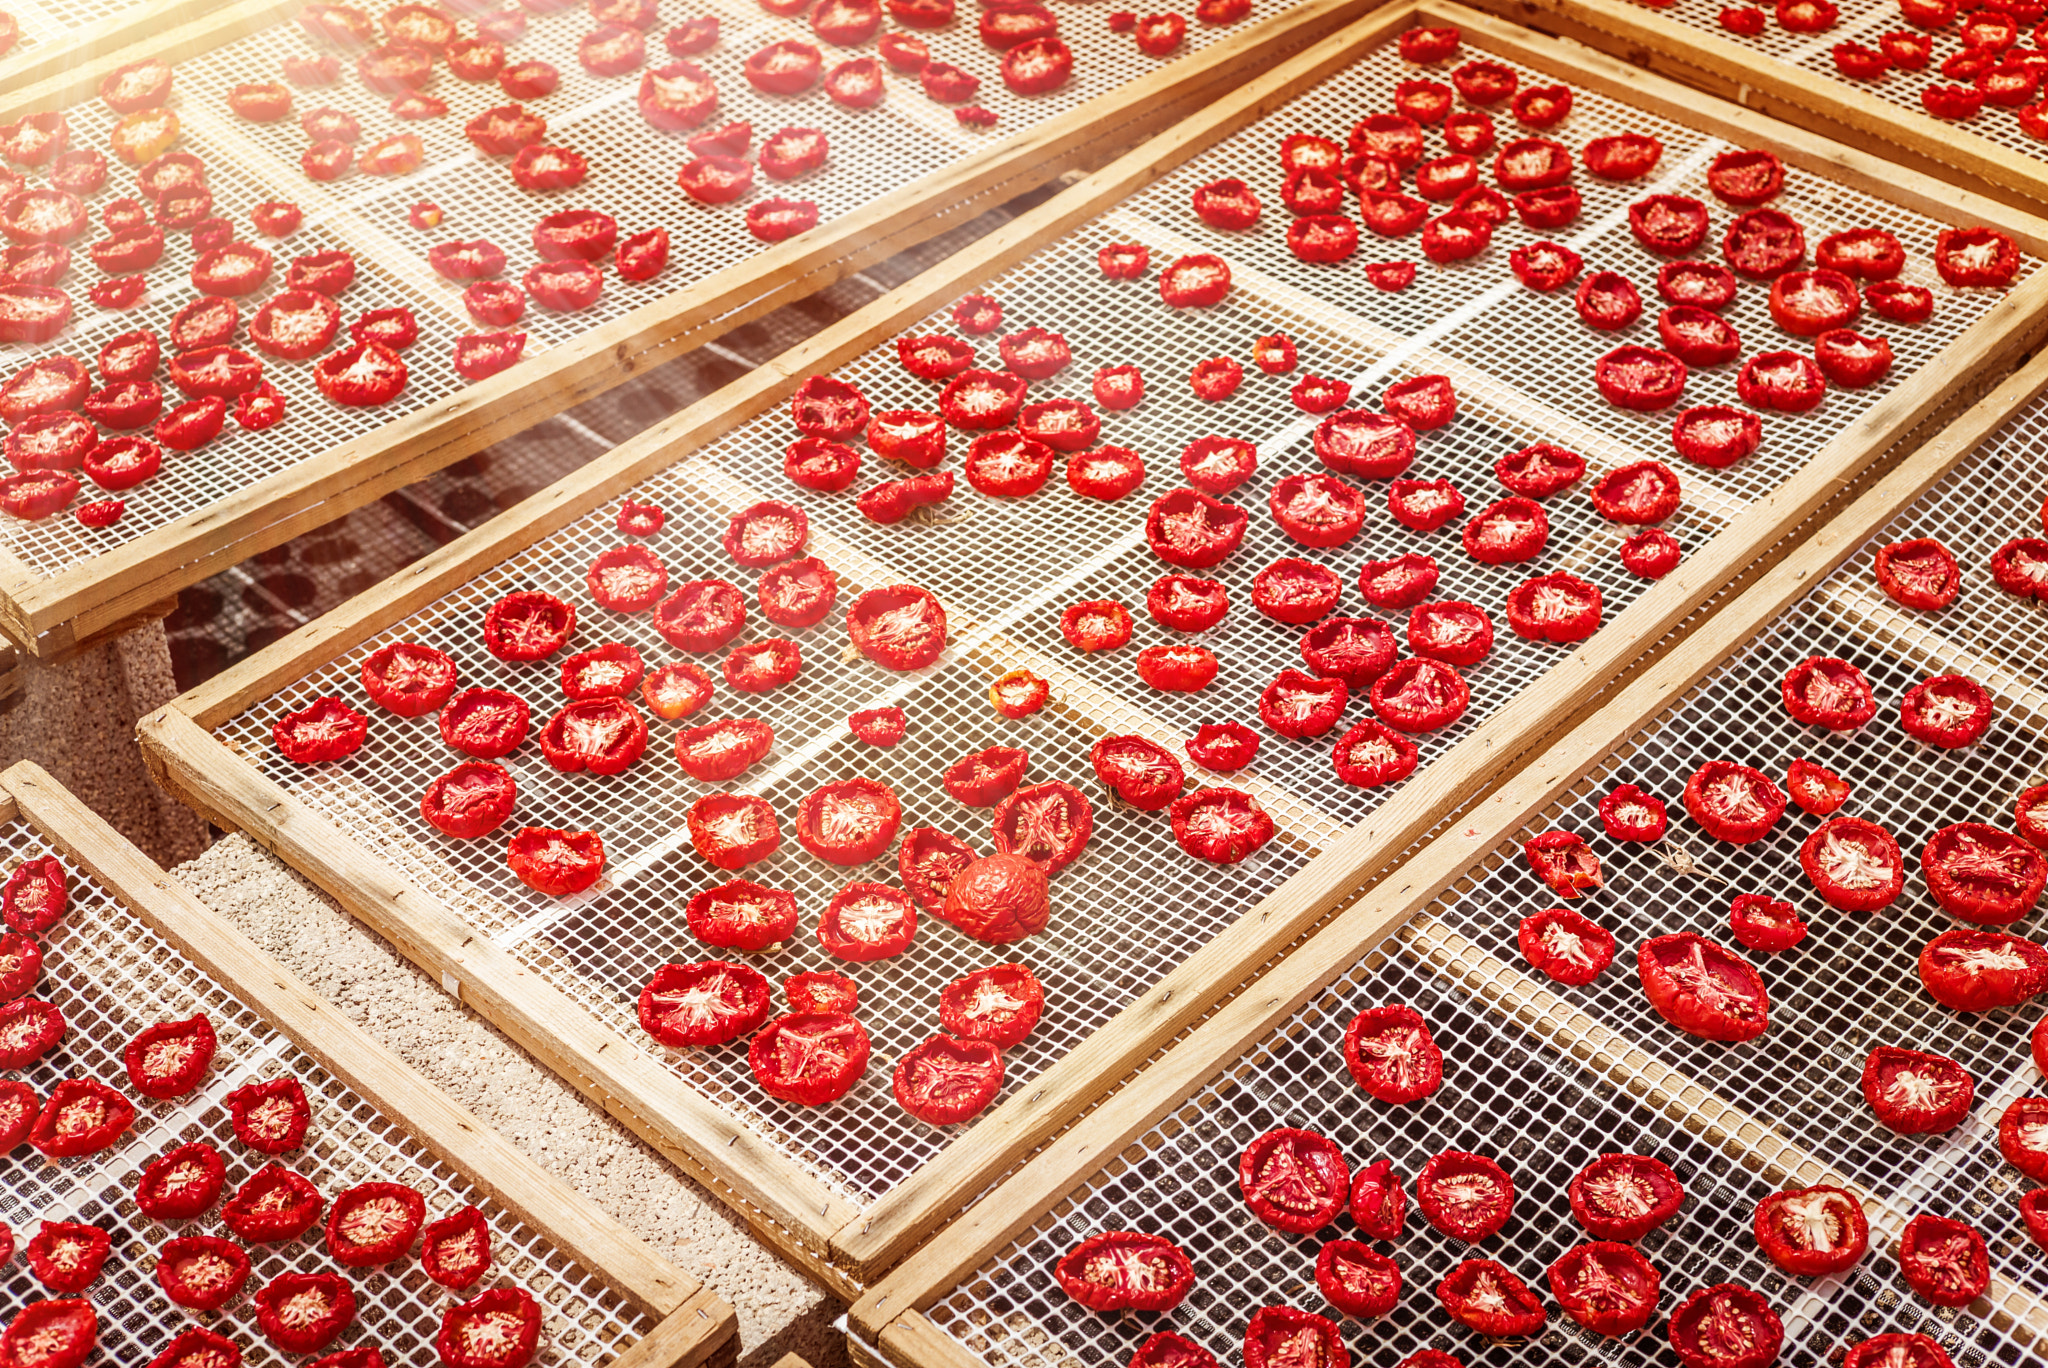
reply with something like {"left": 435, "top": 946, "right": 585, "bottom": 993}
{"left": 0, "top": 0, "right": 1378, "bottom": 658}
{"left": 0, "top": 0, "right": 295, "bottom": 98}
{"left": 135, "top": 0, "right": 2048, "bottom": 1298}
{"left": 1469, "top": 0, "right": 2048, "bottom": 214}
{"left": 0, "top": 758, "right": 739, "bottom": 1367}
{"left": 847, "top": 346, "right": 2048, "bottom": 1368}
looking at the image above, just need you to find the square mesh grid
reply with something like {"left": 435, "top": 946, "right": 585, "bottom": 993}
{"left": 1620, "top": 0, "right": 2048, "bottom": 166}
{"left": 0, "top": 0, "right": 1257, "bottom": 587}
{"left": 205, "top": 21, "right": 2038, "bottom": 1224}
{"left": 0, "top": 819, "right": 657, "bottom": 1365}
{"left": 923, "top": 414, "right": 2048, "bottom": 1368}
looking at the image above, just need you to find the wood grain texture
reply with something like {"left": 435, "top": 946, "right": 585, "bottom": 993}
{"left": 0, "top": 760, "right": 738, "bottom": 1364}
{"left": 851, "top": 345, "right": 2048, "bottom": 1336}
{"left": 0, "top": 0, "right": 1375, "bottom": 654}
{"left": 0, "top": 0, "right": 298, "bottom": 113}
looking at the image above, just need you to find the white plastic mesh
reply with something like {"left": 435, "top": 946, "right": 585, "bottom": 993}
{"left": 928, "top": 402, "right": 2048, "bottom": 1368}
{"left": 0, "top": 0, "right": 1254, "bottom": 583}
{"left": 208, "top": 24, "right": 2036, "bottom": 1214}
{"left": 0, "top": 820, "right": 656, "bottom": 1366}
{"left": 1634, "top": 0, "right": 2048, "bottom": 165}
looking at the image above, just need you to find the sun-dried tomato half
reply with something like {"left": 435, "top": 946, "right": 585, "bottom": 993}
{"left": 1595, "top": 346, "right": 1689, "bottom": 412}
{"left": 1722, "top": 209, "right": 1806, "bottom": 283}
{"left": 964, "top": 431, "right": 1056, "bottom": 497}
{"left": 1767, "top": 268, "right": 1861, "bottom": 338}
{"left": 0, "top": 1078, "right": 35, "bottom": 1148}
{"left": 1518, "top": 906, "right": 1616, "bottom": 985}
{"left": 1262, "top": 473, "right": 1361, "bottom": 551}
{"left": 0, "top": 998, "right": 63, "bottom": 1068}
{"left": 156, "top": 1234, "right": 251, "bottom": 1312}
{"left": 1508, "top": 572, "right": 1603, "bottom": 644}
{"left": 5, "top": 412, "right": 96, "bottom": 471}
{"left": 439, "top": 689, "right": 529, "bottom": 760}
{"left": 749, "top": 1011, "right": 870, "bottom": 1105}
{"left": 1781, "top": 655, "right": 1875, "bottom": 730}
{"left": 1462, "top": 494, "right": 1549, "bottom": 562}
{"left": 1565, "top": 1153, "right": 1684, "bottom": 1241}
{"left": 1190, "top": 356, "right": 1244, "bottom": 401}
{"left": 1408, "top": 601, "right": 1493, "bottom": 667}
{"left": 581, "top": 548, "right": 666, "bottom": 617}
{"left": 1725, "top": 893, "right": 1807, "bottom": 954}
{"left": 1815, "top": 227, "right": 1904, "bottom": 282}
{"left": 1810, "top": 327, "right": 1891, "bottom": 388}
{"left": 483, "top": 589, "right": 574, "bottom": 662}
{"left": 167, "top": 345, "right": 264, "bottom": 401}
{"left": 1151, "top": 253, "right": 1232, "bottom": 311}
{"left": 0, "top": 359, "right": 86, "bottom": 426}
{"left": 1515, "top": 237, "right": 1589, "bottom": 290}
{"left": 122, "top": 1014, "right": 215, "bottom": 1100}
{"left": 2020, "top": 786, "right": 2048, "bottom": 852}
{"left": 1684, "top": 760, "right": 1786, "bottom": 844}
{"left": 1895, "top": 1214, "right": 1989, "bottom": 1307}
{"left": 1547, "top": 1241, "right": 1660, "bottom": 1335}
{"left": 1577, "top": 271, "right": 1647, "bottom": 333}
{"left": 778, "top": 971, "right": 858, "bottom": 1021}
{"left": 1136, "top": 644, "right": 1219, "bottom": 693}
{"left": 253, "top": 1270, "right": 357, "bottom": 1354}
{"left": 1372, "top": 657, "right": 1469, "bottom": 732}
{"left": 931, "top": 964, "right": 1042, "bottom": 1048}
{"left": 1139, "top": 575, "right": 1224, "bottom": 635}
{"left": 863, "top": 408, "right": 949, "bottom": 468}
{"left": 1628, "top": 194, "right": 1708, "bottom": 257}
{"left": 674, "top": 719, "right": 773, "bottom": 783}
{"left": 1666, "top": 406, "right": 1760, "bottom": 472}
{"left": 794, "top": 777, "right": 900, "bottom": 866}
{"left": 1753, "top": 1183, "right": 1870, "bottom": 1276}
{"left": 1924, "top": 821, "right": 2045, "bottom": 923}
{"left": 507, "top": 827, "right": 606, "bottom": 895}
{"left": 1666, "top": 1284, "right": 1783, "bottom": 1368}
{"left": 1383, "top": 375, "right": 1456, "bottom": 431}
{"left": 1088, "top": 735, "right": 1185, "bottom": 811}
{"left": 1299, "top": 619, "right": 1394, "bottom": 691}
{"left": 1900, "top": 673, "right": 1993, "bottom": 747}
{"left": 756, "top": 557, "right": 837, "bottom": 631}
{"left": 842, "top": 708, "right": 906, "bottom": 751}
{"left": 1658, "top": 307, "right": 1742, "bottom": 368}
{"left": 221, "top": 1160, "right": 323, "bottom": 1240}
{"left": 2000, "top": 1096, "right": 2048, "bottom": 1180}
{"left": 1060, "top": 600, "right": 1133, "bottom": 653}
{"left": 1638, "top": 933, "right": 1770, "bottom": 1041}
{"left": 1782, "top": 757, "right": 1849, "bottom": 816}
{"left": 539, "top": 697, "right": 648, "bottom": 774}
{"left": 272, "top": 695, "right": 367, "bottom": 764}
{"left": 892, "top": 1033, "right": 1002, "bottom": 1125}
{"left": 1141, "top": 488, "right": 1247, "bottom": 569}
{"left": 992, "top": 783, "right": 1093, "bottom": 876}
{"left": 0, "top": 467, "right": 77, "bottom": 518}
{"left": 1397, "top": 79, "right": 1454, "bottom": 124}
{"left": 1797, "top": 815, "right": 1903, "bottom": 911}
{"left": 1173, "top": 434, "right": 1256, "bottom": 496}
{"left": 1358, "top": 188, "right": 1427, "bottom": 238}
{"left": 1255, "top": 669, "right": 1345, "bottom": 739}
{"left": 1337, "top": 1002, "right": 1439, "bottom": 1103}
{"left": 325, "top": 1181, "right": 425, "bottom": 1267}
{"left": 1921, "top": 928, "right": 2048, "bottom": 1010}
{"left": 636, "top": 960, "right": 772, "bottom": 1049}
{"left": 1735, "top": 350, "right": 1826, "bottom": 414}
{"left": 1521, "top": 831, "right": 1602, "bottom": 900}
{"left": 987, "top": 668, "right": 1048, "bottom": 719}
{"left": 223, "top": 1075, "right": 309, "bottom": 1153}
{"left": 285, "top": 250, "right": 356, "bottom": 298}
{"left": 1936, "top": 227, "right": 2019, "bottom": 288}
{"left": 1404, "top": 1151, "right": 1513, "bottom": 1245}
{"left": 0, "top": 930, "right": 40, "bottom": 1000}
{"left": 1237, "top": 1127, "right": 1349, "bottom": 1234}
{"left": 1054, "top": 1231, "right": 1194, "bottom": 1312}
{"left": 406, "top": 1206, "right": 496, "bottom": 1295}
{"left": 682, "top": 879, "right": 796, "bottom": 952}
{"left": 937, "top": 369, "right": 1025, "bottom": 433}
{"left": 1249, "top": 559, "right": 1340, "bottom": 627}
{"left": 350, "top": 306, "right": 419, "bottom": 352}
{"left": 900, "top": 828, "right": 979, "bottom": 921}
{"left": 943, "top": 747, "right": 1029, "bottom": 808}
{"left": 0, "top": 283, "right": 72, "bottom": 343}
{"left": 30, "top": 1078, "right": 134, "bottom": 1157}
{"left": 1179, "top": 724, "right": 1257, "bottom": 776}
{"left": 899, "top": 336, "right": 971, "bottom": 381}
{"left": 1868, "top": 537, "right": 1961, "bottom": 611}
{"left": 1598, "top": 783, "right": 1669, "bottom": 842}
{"left": 419, "top": 762, "right": 516, "bottom": 840}
{"left": 1419, "top": 209, "right": 1491, "bottom": 263}
{"left": 845, "top": 583, "right": 946, "bottom": 671}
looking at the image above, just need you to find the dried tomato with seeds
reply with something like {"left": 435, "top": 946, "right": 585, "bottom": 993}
{"left": 1064, "top": 446, "right": 1146, "bottom": 499}
{"left": 123, "top": 1014, "right": 214, "bottom": 1099}
{"left": 1519, "top": 907, "right": 1615, "bottom": 985}
{"left": 1055, "top": 1231, "right": 1194, "bottom": 1311}
{"left": 156, "top": 1235, "right": 250, "bottom": 1311}
{"left": 1506, "top": 239, "right": 1581, "bottom": 292}
{"left": 0, "top": 930, "right": 40, "bottom": 1000}
{"left": 1060, "top": 600, "right": 1133, "bottom": 652}
{"left": 1754, "top": 1184, "right": 1868, "bottom": 1275}
{"left": 1372, "top": 657, "right": 1469, "bottom": 732}
{"left": 29, "top": 1078, "right": 132, "bottom": 1158}
{"left": 484, "top": 590, "right": 575, "bottom": 662}
{"left": 893, "top": 1034, "right": 1002, "bottom": 1125}
{"left": 1419, "top": 209, "right": 1490, "bottom": 263}
{"left": 1920, "top": 929, "right": 2048, "bottom": 1010}
{"left": 1730, "top": 894, "right": 1807, "bottom": 951}
{"left": 1408, "top": 601, "right": 1492, "bottom": 667}
{"left": 220, "top": 1161, "right": 323, "bottom": 1240}
{"left": 325, "top": 1181, "right": 425, "bottom": 1267}
{"left": 1867, "top": 278, "right": 1933, "bottom": 320}
{"left": 638, "top": 961, "right": 771, "bottom": 1048}
{"left": 1598, "top": 784, "right": 1668, "bottom": 842}
{"left": 1900, "top": 673, "right": 1993, "bottom": 747}
{"left": 1136, "top": 644, "right": 1218, "bottom": 693}
{"left": 1638, "top": 933, "right": 1769, "bottom": 1041}
{"left": 1190, "top": 356, "right": 1243, "bottom": 401}
{"left": 848, "top": 708, "right": 906, "bottom": 748}
{"left": 1897, "top": 1214, "right": 1989, "bottom": 1307}
{"left": 1297, "top": 619, "right": 1393, "bottom": 692}
{"left": 363, "top": 646, "right": 458, "bottom": 720}
{"left": 1628, "top": 194, "right": 1708, "bottom": 257}
{"left": 539, "top": 698, "right": 648, "bottom": 773}
{"left": 508, "top": 827, "right": 606, "bottom": 896}
{"left": 0, "top": 1078, "right": 35, "bottom": 1149}
{"left": 1257, "top": 669, "right": 1346, "bottom": 738}
{"left": 1924, "top": 821, "right": 2045, "bottom": 923}
{"left": 1549, "top": 1241, "right": 1660, "bottom": 1335}
{"left": 6, "top": 413, "right": 97, "bottom": 471}
{"left": 1341, "top": 1002, "right": 1441, "bottom": 1104}
{"left": 439, "top": 689, "right": 530, "bottom": 760}
{"left": 1873, "top": 537, "right": 1960, "bottom": 611}
{"left": 990, "top": 668, "right": 1049, "bottom": 719}
{"left": 1781, "top": 655, "right": 1876, "bottom": 730}
{"left": 420, "top": 763, "right": 516, "bottom": 840}
{"left": 0, "top": 998, "right": 63, "bottom": 1068}
{"left": 1238, "top": 1127, "right": 1348, "bottom": 1234}
{"left": 1936, "top": 226, "right": 2019, "bottom": 286}
{"left": 1462, "top": 494, "right": 1549, "bottom": 562}
{"left": 1800, "top": 815, "right": 1903, "bottom": 911}
{"left": 1844, "top": 1337, "right": 1955, "bottom": 1368}
{"left": 1596, "top": 346, "right": 1689, "bottom": 412}
{"left": 674, "top": 719, "right": 773, "bottom": 783}
{"left": 1785, "top": 757, "right": 1848, "bottom": 815}
{"left": 273, "top": 696, "right": 367, "bottom": 764}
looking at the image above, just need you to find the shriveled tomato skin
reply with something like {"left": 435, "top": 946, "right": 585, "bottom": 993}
{"left": 1416, "top": 1150, "right": 1514, "bottom": 1240}
{"left": 1518, "top": 907, "right": 1615, "bottom": 985}
{"left": 638, "top": 961, "right": 770, "bottom": 1047}
{"left": 1548, "top": 1241, "right": 1660, "bottom": 1335}
{"left": 1896, "top": 1214, "right": 1989, "bottom": 1307}
{"left": 1684, "top": 760, "right": 1786, "bottom": 843}
{"left": 1637, "top": 933, "right": 1770, "bottom": 1042}
{"left": 1239, "top": 1127, "right": 1350, "bottom": 1235}
{"left": 1667, "top": 1284, "right": 1782, "bottom": 1368}
{"left": 1568, "top": 1153, "right": 1684, "bottom": 1240}
{"left": 942, "top": 853, "right": 1050, "bottom": 943}
{"left": 1922, "top": 821, "right": 2046, "bottom": 923}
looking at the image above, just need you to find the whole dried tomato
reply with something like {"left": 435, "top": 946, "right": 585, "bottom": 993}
{"left": 1638, "top": 933, "right": 1769, "bottom": 1041}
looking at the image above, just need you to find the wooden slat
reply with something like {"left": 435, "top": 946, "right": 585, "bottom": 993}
{"left": 850, "top": 343, "right": 2048, "bottom": 1336}
{"left": 133, "top": 707, "right": 863, "bottom": 1297}
{"left": 0, "top": 0, "right": 299, "bottom": 114}
{"left": 144, "top": 0, "right": 2048, "bottom": 1290}
{"left": 602, "top": 1294, "right": 743, "bottom": 1368}
{"left": 0, "top": 0, "right": 1377, "bottom": 654}
{"left": 0, "top": 760, "right": 729, "bottom": 1329}
{"left": 1466, "top": 0, "right": 2048, "bottom": 214}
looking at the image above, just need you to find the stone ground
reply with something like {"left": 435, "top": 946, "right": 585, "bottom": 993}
{"left": 0, "top": 191, "right": 1059, "bottom": 1366}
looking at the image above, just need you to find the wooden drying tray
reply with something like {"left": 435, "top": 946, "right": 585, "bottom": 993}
{"left": 136, "top": 0, "right": 2048, "bottom": 1298}
{"left": 848, "top": 344, "right": 2048, "bottom": 1368}
{"left": 0, "top": 0, "right": 295, "bottom": 99}
{"left": 0, "top": 0, "right": 1376, "bottom": 658}
{"left": 1468, "top": 0, "right": 2048, "bottom": 215}
{"left": 0, "top": 759, "right": 739, "bottom": 1367}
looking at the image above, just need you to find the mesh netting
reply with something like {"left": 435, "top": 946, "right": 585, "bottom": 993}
{"left": 208, "top": 22, "right": 2037, "bottom": 1217}
{"left": 0, "top": 0, "right": 1253, "bottom": 583}
{"left": 0, "top": 820, "right": 657, "bottom": 1365}
{"left": 929, "top": 403, "right": 2048, "bottom": 1368}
